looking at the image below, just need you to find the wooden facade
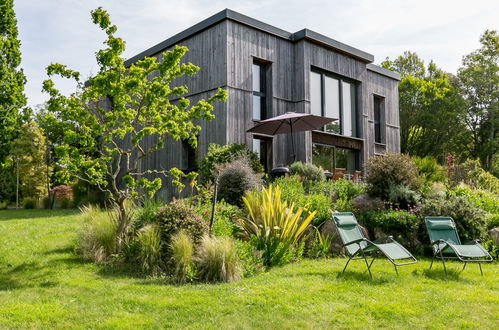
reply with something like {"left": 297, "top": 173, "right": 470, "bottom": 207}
{"left": 125, "top": 9, "right": 400, "bottom": 198}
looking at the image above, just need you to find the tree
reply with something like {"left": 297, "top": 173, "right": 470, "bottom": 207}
{"left": 10, "top": 121, "right": 49, "bottom": 202}
{"left": 458, "top": 30, "right": 498, "bottom": 171}
{"left": 0, "top": 0, "right": 26, "bottom": 163}
{"left": 382, "top": 52, "right": 469, "bottom": 161}
{"left": 42, "top": 8, "right": 226, "bottom": 246}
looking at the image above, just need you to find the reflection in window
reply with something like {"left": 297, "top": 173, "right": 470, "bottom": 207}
{"left": 252, "top": 62, "right": 266, "bottom": 120}
{"left": 181, "top": 139, "right": 198, "bottom": 171}
{"left": 309, "top": 70, "right": 357, "bottom": 137}
{"left": 312, "top": 143, "right": 358, "bottom": 174}
{"left": 253, "top": 137, "right": 270, "bottom": 172}
{"left": 374, "top": 96, "right": 385, "bottom": 143}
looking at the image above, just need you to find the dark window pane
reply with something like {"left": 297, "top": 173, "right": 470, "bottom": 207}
{"left": 374, "top": 96, "right": 383, "bottom": 143}
{"left": 253, "top": 137, "right": 269, "bottom": 172}
{"left": 252, "top": 64, "right": 261, "bottom": 92}
{"left": 310, "top": 71, "right": 322, "bottom": 117}
{"left": 335, "top": 148, "right": 357, "bottom": 174}
{"left": 312, "top": 144, "right": 334, "bottom": 172}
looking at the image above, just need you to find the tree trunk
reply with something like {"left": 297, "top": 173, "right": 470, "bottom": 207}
{"left": 115, "top": 199, "right": 129, "bottom": 252}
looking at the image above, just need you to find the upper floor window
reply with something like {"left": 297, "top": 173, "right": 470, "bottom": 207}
{"left": 373, "top": 95, "right": 385, "bottom": 143}
{"left": 252, "top": 62, "right": 267, "bottom": 120}
{"left": 310, "top": 70, "right": 357, "bottom": 137}
{"left": 181, "top": 139, "right": 198, "bottom": 172}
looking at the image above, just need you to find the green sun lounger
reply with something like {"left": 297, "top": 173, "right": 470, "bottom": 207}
{"left": 424, "top": 216, "right": 493, "bottom": 275}
{"left": 332, "top": 212, "right": 417, "bottom": 278}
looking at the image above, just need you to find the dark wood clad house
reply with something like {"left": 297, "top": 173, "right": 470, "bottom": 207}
{"left": 125, "top": 9, "right": 400, "bottom": 198}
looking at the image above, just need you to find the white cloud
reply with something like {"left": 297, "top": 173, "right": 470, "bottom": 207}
{"left": 14, "top": 0, "right": 499, "bottom": 107}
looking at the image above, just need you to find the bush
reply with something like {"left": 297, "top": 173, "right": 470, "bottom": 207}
{"left": 193, "top": 199, "right": 241, "bottom": 238}
{"left": 412, "top": 156, "right": 446, "bottom": 185}
{"left": 22, "top": 197, "right": 37, "bottom": 209}
{"left": 77, "top": 205, "right": 117, "bottom": 263}
{"left": 156, "top": 200, "right": 209, "bottom": 254}
{"left": 359, "top": 210, "right": 420, "bottom": 240}
{"left": 303, "top": 193, "right": 331, "bottom": 226}
{"left": 273, "top": 176, "right": 306, "bottom": 203}
{"left": 216, "top": 157, "right": 262, "bottom": 206}
{"left": 241, "top": 185, "right": 315, "bottom": 267}
{"left": 449, "top": 159, "right": 499, "bottom": 193}
{"left": 199, "top": 143, "right": 263, "bottom": 183}
{"left": 289, "top": 161, "right": 325, "bottom": 189}
{"left": 387, "top": 184, "right": 420, "bottom": 209}
{"left": 235, "top": 239, "right": 264, "bottom": 277}
{"left": 307, "top": 226, "right": 333, "bottom": 259}
{"left": 136, "top": 224, "right": 162, "bottom": 274}
{"left": 486, "top": 213, "right": 499, "bottom": 230}
{"left": 451, "top": 185, "right": 498, "bottom": 214}
{"left": 416, "top": 194, "right": 486, "bottom": 241}
{"left": 195, "top": 236, "right": 241, "bottom": 283}
{"left": 170, "top": 230, "right": 195, "bottom": 283}
{"left": 132, "top": 199, "right": 165, "bottom": 230}
{"left": 0, "top": 200, "right": 8, "bottom": 209}
{"left": 364, "top": 153, "right": 420, "bottom": 200}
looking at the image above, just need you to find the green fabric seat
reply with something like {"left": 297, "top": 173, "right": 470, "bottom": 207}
{"left": 332, "top": 212, "right": 417, "bottom": 278}
{"left": 424, "top": 216, "right": 493, "bottom": 275}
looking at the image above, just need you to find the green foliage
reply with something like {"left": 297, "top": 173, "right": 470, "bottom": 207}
{"left": 486, "top": 213, "right": 499, "bottom": 230}
{"left": 0, "top": 200, "right": 8, "bottom": 209}
{"left": 131, "top": 199, "right": 165, "bottom": 230}
{"left": 199, "top": 143, "right": 263, "bottom": 183}
{"left": 387, "top": 184, "right": 420, "bottom": 208}
{"left": 242, "top": 185, "right": 315, "bottom": 267}
{"left": 195, "top": 236, "right": 241, "bottom": 283}
{"left": 457, "top": 30, "right": 498, "bottom": 171}
{"left": 364, "top": 153, "right": 420, "bottom": 200}
{"left": 11, "top": 122, "right": 50, "bottom": 200}
{"left": 360, "top": 210, "right": 420, "bottom": 240}
{"left": 0, "top": 0, "right": 26, "bottom": 163}
{"left": 416, "top": 194, "right": 486, "bottom": 241}
{"left": 382, "top": 52, "right": 469, "bottom": 160}
{"left": 449, "top": 159, "right": 499, "bottom": 193}
{"left": 303, "top": 193, "right": 331, "bottom": 226}
{"left": 136, "top": 224, "right": 162, "bottom": 274}
{"left": 235, "top": 239, "right": 264, "bottom": 277}
{"left": 273, "top": 175, "right": 306, "bottom": 202}
{"left": 412, "top": 156, "right": 446, "bottom": 186}
{"left": 288, "top": 161, "right": 326, "bottom": 189}
{"left": 22, "top": 197, "right": 37, "bottom": 209}
{"left": 0, "top": 161, "right": 15, "bottom": 202}
{"left": 307, "top": 226, "right": 334, "bottom": 259}
{"left": 217, "top": 157, "right": 262, "bottom": 206}
{"left": 156, "top": 200, "right": 208, "bottom": 253}
{"left": 193, "top": 199, "right": 241, "bottom": 238}
{"left": 77, "top": 205, "right": 117, "bottom": 263}
{"left": 481, "top": 239, "right": 499, "bottom": 259}
{"left": 42, "top": 7, "right": 226, "bottom": 243}
{"left": 170, "top": 229, "right": 195, "bottom": 283}
{"left": 310, "top": 178, "right": 366, "bottom": 200}
{"left": 451, "top": 185, "right": 498, "bottom": 214}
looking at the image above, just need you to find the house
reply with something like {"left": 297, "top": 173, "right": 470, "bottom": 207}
{"left": 125, "top": 9, "right": 400, "bottom": 197}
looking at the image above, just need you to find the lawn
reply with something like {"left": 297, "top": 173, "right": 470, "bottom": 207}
{"left": 0, "top": 210, "right": 498, "bottom": 328}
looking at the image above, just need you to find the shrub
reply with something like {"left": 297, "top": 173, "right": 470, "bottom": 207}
{"left": 195, "top": 236, "right": 241, "bottom": 283}
{"left": 22, "top": 197, "right": 37, "bottom": 209}
{"left": 156, "top": 200, "right": 209, "bottom": 254}
{"left": 412, "top": 156, "right": 446, "bottom": 185}
{"left": 59, "top": 198, "right": 72, "bottom": 209}
{"left": 332, "top": 198, "right": 354, "bottom": 213}
{"left": 77, "top": 205, "right": 117, "bottom": 263}
{"left": 235, "top": 239, "right": 264, "bottom": 277}
{"left": 449, "top": 159, "right": 499, "bottom": 193}
{"left": 364, "top": 153, "right": 420, "bottom": 200}
{"left": 482, "top": 239, "right": 499, "bottom": 259}
{"left": 51, "top": 185, "right": 73, "bottom": 200}
{"left": 307, "top": 226, "right": 333, "bottom": 259}
{"left": 199, "top": 143, "right": 263, "bottom": 183}
{"left": 136, "top": 224, "right": 162, "bottom": 274}
{"left": 451, "top": 185, "right": 498, "bottom": 214}
{"left": 289, "top": 161, "right": 325, "bottom": 189}
{"left": 170, "top": 230, "right": 195, "bottom": 283}
{"left": 387, "top": 184, "right": 420, "bottom": 209}
{"left": 486, "top": 213, "right": 499, "bottom": 230}
{"left": 194, "top": 199, "right": 241, "bottom": 238}
{"left": 132, "top": 198, "right": 165, "bottom": 230}
{"left": 303, "top": 193, "right": 331, "bottom": 226}
{"left": 41, "top": 196, "right": 51, "bottom": 209}
{"left": 359, "top": 210, "right": 420, "bottom": 240}
{"left": 273, "top": 176, "right": 306, "bottom": 203}
{"left": 241, "top": 185, "right": 316, "bottom": 266}
{"left": 0, "top": 200, "right": 8, "bottom": 209}
{"left": 216, "top": 157, "right": 262, "bottom": 206}
{"left": 416, "top": 194, "right": 486, "bottom": 241}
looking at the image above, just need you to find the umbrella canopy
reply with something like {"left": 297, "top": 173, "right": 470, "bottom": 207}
{"left": 247, "top": 112, "right": 337, "bottom": 135}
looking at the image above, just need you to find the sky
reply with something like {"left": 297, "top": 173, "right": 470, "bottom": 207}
{"left": 14, "top": 0, "right": 499, "bottom": 107}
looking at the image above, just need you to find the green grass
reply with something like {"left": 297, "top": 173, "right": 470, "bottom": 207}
{"left": 0, "top": 209, "right": 498, "bottom": 328}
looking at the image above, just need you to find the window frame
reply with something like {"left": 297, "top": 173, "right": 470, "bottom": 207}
{"left": 310, "top": 68, "right": 358, "bottom": 137}
{"left": 311, "top": 142, "right": 359, "bottom": 173}
{"left": 373, "top": 94, "right": 385, "bottom": 144}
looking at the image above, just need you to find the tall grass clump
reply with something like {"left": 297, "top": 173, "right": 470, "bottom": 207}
{"left": 78, "top": 205, "right": 117, "bottom": 263}
{"left": 196, "top": 236, "right": 241, "bottom": 283}
{"left": 136, "top": 224, "right": 162, "bottom": 274}
{"left": 170, "top": 230, "right": 195, "bottom": 283}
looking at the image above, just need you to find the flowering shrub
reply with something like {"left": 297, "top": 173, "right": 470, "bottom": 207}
{"left": 50, "top": 185, "right": 73, "bottom": 199}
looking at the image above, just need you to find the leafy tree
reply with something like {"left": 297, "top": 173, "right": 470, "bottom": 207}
{"left": 42, "top": 8, "right": 226, "bottom": 246}
{"left": 11, "top": 121, "right": 49, "bottom": 201}
{"left": 457, "top": 30, "right": 498, "bottom": 171}
{"left": 0, "top": 0, "right": 27, "bottom": 163}
{"left": 382, "top": 52, "right": 469, "bottom": 161}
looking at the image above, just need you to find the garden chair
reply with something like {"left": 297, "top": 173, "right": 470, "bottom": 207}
{"left": 332, "top": 212, "right": 417, "bottom": 278}
{"left": 424, "top": 216, "right": 493, "bottom": 275}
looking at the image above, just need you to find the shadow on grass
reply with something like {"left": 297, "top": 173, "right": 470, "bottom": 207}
{"left": 336, "top": 270, "right": 393, "bottom": 284}
{"left": 421, "top": 268, "right": 468, "bottom": 282}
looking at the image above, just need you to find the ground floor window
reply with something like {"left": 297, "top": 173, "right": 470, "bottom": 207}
{"left": 252, "top": 137, "right": 272, "bottom": 172}
{"left": 312, "top": 143, "right": 358, "bottom": 174}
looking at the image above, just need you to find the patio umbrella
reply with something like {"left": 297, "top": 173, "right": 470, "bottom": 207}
{"left": 247, "top": 112, "right": 337, "bottom": 161}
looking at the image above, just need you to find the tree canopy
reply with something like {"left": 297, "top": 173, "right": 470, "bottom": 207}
{"left": 0, "top": 0, "right": 26, "bottom": 163}
{"left": 42, "top": 7, "right": 226, "bottom": 244}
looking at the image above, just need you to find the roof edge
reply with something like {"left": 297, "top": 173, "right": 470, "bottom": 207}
{"left": 366, "top": 63, "right": 401, "bottom": 80}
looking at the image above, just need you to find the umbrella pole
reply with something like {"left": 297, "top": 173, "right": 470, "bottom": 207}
{"left": 290, "top": 119, "right": 296, "bottom": 162}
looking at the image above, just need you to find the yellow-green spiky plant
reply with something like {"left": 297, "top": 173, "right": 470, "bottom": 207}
{"left": 242, "top": 184, "right": 316, "bottom": 266}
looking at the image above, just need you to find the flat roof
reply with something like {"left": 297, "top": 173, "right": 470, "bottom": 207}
{"left": 366, "top": 63, "right": 401, "bottom": 80}
{"left": 125, "top": 9, "right": 399, "bottom": 80}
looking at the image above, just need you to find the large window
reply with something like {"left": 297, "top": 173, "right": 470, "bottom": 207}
{"left": 312, "top": 143, "right": 358, "bottom": 174}
{"left": 310, "top": 70, "right": 357, "bottom": 137}
{"left": 252, "top": 62, "right": 267, "bottom": 120}
{"left": 181, "top": 139, "right": 198, "bottom": 172}
{"left": 373, "top": 95, "right": 385, "bottom": 143}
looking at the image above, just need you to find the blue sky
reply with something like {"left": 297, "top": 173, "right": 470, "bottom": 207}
{"left": 15, "top": 0, "right": 499, "bottom": 107}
